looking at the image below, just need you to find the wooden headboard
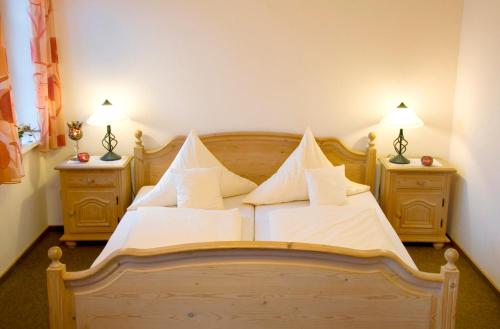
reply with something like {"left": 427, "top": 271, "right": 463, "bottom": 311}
{"left": 133, "top": 131, "right": 377, "bottom": 194}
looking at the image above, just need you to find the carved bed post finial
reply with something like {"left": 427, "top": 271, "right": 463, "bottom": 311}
{"left": 134, "top": 129, "right": 145, "bottom": 193}
{"left": 135, "top": 130, "right": 143, "bottom": 148}
{"left": 440, "top": 248, "right": 459, "bottom": 329}
{"left": 47, "top": 246, "right": 68, "bottom": 328}
{"left": 444, "top": 248, "right": 459, "bottom": 271}
{"left": 368, "top": 131, "right": 376, "bottom": 148}
{"left": 48, "top": 246, "right": 63, "bottom": 269}
{"left": 366, "top": 132, "right": 377, "bottom": 194}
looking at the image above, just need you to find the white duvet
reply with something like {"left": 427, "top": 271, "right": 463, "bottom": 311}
{"left": 258, "top": 205, "right": 417, "bottom": 269}
{"left": 115, "top": 207, "right": 240, "bottom": 251}
{"left": 93, "top": 188, "right": 416, "bottom": 270}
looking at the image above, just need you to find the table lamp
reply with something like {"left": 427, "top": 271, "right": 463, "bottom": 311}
{"left": 380, "top": 102, "right": 424, "bottom": 164}
{"left": 87, "top": 100, "right": 128, "bottom": 161}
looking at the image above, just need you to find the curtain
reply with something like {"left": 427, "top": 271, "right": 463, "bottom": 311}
{"left": 29, "top": 0, "right": 66, "bottom": 151}
{"left": 0, "top": 16, "right": 24, "bottom": 183}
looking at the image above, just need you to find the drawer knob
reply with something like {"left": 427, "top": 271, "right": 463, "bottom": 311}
{"left": 396, "top": 210, "right": 401, "bottom": 218}
{"left": 417, "top": 180, "right": 426, "bottom": 186}
{"left": 69, "top": 210, "right": 75, "bottom": 216}
{"left": 87, "top": 178, "right": 95, "bottom": 184}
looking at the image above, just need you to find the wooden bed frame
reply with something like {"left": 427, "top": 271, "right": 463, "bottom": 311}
{"left": 47, "top": 130, "right": 460, "bottom": 329}
{"left": 133, "top": 130, "right": 378, "bottom": 194}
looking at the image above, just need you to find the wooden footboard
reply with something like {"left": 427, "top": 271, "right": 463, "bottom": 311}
{"left": 47, "top": 242, "right": 459, "bottom": 329}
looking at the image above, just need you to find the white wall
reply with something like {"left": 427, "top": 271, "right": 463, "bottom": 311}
{"left": 0, "top": 148, "right": 65, "bottom": 276}
{"left": 448, "top": 0, "right": 500, "bottom": 288}
{"left": 53, "top": 0, "right": 463, "bottom": 159}
{"left": 0, "top": 150, "right": 47, "bottom": 276}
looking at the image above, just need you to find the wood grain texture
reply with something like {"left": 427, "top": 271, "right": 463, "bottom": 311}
{"left": 55, "top": 155, "right": 132, "bottom": 170}
{"left": 56, "top": 159, "right": 132, "bottom": 246}
{"left": 379, "top": 157, "right": 456, "bottom": 248}
{"left": 134, "top": 131, "right": 377, "bottom": 193}
{"left": 46, "top": 133, "right": 461, "bottom": 328}
{"left": 47, "top": 242, "right": 459, "bottom": 329}
{"left": 47, "top": 247, "right": 75, "bottom": 329}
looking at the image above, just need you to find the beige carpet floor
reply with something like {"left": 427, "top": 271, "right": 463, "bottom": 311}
{"left": 0, "top": 231, "right": 498, "bottom": 329}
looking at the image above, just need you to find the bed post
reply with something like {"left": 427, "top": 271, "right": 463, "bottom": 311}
{"left": 366, "top": 132, "right": 377, "bottom": 194}
{"left": 134, "top": 130, "right": 145, "bottom": 193}
{"left": 47, "top": 247, "right": 73, "bottom": 329}
{"left": 440, "top": 248, "right": 460, "bottom": 329}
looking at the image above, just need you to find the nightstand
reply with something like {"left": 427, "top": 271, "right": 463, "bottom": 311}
{"left": 55, "top": 156, "right": 132, "bottom": 247}
{"left": 379, "top": 157, "right": 456, "bottom": 249}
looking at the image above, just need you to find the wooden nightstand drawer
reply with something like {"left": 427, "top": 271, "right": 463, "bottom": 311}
{"left": 395, "top": 174, "right": 445, "bottom": 189}
{"left": 62, "top": 170, "right": 119, "bottom": 188}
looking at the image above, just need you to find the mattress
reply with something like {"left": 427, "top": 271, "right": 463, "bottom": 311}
{"left": 255, "top": 192, "right": 416, "bottom": 269}
{"left": 92, "top": 187, "right": 255, "bottom": 267}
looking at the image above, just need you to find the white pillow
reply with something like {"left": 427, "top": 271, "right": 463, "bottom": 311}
{"left": 305, "top": 166, "right": 347, "bottom": 206}
{"left": 129, "top": 130, "right": 257, "bottom": 210}
{"left": 173, "top": 167, "right": 224, "bottom": 210}
{"left": 347, "top": 180, "right": 371, "bottom": 196}
{"left": 244, "top": 128, "right": 371, "bottom": 205}
{"left": 244, "top": 128, "right": 332, "bottom": 205}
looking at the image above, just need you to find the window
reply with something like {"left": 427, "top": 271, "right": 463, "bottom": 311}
{"left": 3, "top": 0, "right": 39, "bottom": 148}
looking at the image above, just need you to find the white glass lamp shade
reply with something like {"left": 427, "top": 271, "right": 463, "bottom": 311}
{"left": 380, "top": 102, "right": 424, "bottom": 129}
{"left": 86, "top": 100, "right": 128, "bottom": 126}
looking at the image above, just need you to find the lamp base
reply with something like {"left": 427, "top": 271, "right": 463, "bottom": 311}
{"left": 100, "top": 124, "right": 121, "bottom": 161}
{"left": 100, "top": 151, "right": 121, "bottom": 161}
{"left": 389, "top": 154, "right": 410, "bottom": 164}
{"left": 390, "top": 128, "right": 410, "bottom": 164}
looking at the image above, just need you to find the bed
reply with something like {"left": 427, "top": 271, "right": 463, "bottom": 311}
{"left": 47, "top": 131, "right": 459, "bottom": 329}
{"left": 92, "top": 192, "right": 256, "bottom": 266}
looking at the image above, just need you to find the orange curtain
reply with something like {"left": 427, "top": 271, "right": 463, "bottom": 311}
{"left": 0, "top": 16, "right": 24, "bottom": 183}
{"left": 29, "top": 0, "right": 66, "bottom": 151}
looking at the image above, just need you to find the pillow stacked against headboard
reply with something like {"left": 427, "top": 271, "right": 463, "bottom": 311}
{"left": 128, "top": 130, "right": 257, "bottom": 210}
{"left": 305, "top": 165, "right": 348, "bottom": 206}
{"left": 244, "top": 128, "right": 370, "bottom": 206}
{"left": 172, "top": 167, "right": 224, "bottom": 210}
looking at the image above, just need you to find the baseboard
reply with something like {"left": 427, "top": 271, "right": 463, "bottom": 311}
{"left": 49, "top": 225, "right": 64, "bottom": 232}
{"left": 0, "top": 225, "right": 62, "bottom": 283}
{"left": 447, "top": 235, "right": 499, "bottom": 294}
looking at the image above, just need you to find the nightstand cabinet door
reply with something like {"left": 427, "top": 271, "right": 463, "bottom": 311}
{"left": 63, "top": 190, "right": 117, "bottom": 233}
{"left": 394, "top": 190, "right": 444, "bottom": 234}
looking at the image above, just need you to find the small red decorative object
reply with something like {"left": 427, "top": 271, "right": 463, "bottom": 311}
{"left": 421, "top": 155, "right": 433, "bottom": 166}
{"left": 77, "top": 152, "right": 90, "bottom": 162}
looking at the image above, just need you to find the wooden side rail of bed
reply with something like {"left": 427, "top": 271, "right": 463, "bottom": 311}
{"left": 47, "top": 242, "right": 459, "bottom": 329}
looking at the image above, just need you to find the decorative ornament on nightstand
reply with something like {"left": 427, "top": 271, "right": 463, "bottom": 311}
{"left": 66, "top": 121, "right": 83, "bottom": 161}
{"left": 380, "top": 102, "right": 424, "bottom": 164}
{"left": 421, "top": 155, "right": 434, "bottom": 166}
{"left": 87, "top": 100, "right": 129, "bottom": 161}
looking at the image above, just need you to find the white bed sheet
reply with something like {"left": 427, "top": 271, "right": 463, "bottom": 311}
{"left": 255, "top": 192, "right": 416, "bottom": 269}
{"left": 124, "top": 207, "right": 242, "bottom": 249}
{"left": 94, "top": 187, "right": 414, "bottom": 269}
{"left": 92, "top": 187, "right": 255, "bottom": 267}
{"left": 136, "top": 185, "right": 255, "bottom": 240}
